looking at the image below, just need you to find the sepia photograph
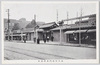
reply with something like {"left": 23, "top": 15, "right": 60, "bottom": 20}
{"left": 1, "top": 1, "right": 99, "bottom": 64}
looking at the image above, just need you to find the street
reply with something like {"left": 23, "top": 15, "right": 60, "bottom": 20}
{"left": 4, "top": 41, "right": 96, "bottom": 60}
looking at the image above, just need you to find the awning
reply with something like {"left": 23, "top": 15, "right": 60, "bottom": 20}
{"left": 65, "top": 29, "right": 96, "bottom": 34}
{"left": 65, "top": 30, "right": 76, "bottom": 34}
{"left": 75, "top": 30, "right": 87, "bottom": 33}
{"left": 6, "top": 34, "right": 26, "bottom": 36}
{"left": 65, "top": 29, "right": 88, "bottom": 34}
{"left": 87, "top": 29, "right": 96, "bottom": 32}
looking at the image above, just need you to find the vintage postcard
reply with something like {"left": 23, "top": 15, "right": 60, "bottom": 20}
{"left": 1, "top": 1, "right": 99, "bottom": 64}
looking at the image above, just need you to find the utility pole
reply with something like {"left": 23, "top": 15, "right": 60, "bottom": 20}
{"left": 56, "top": 9, "right": 62, "bottom": 44}
{"left": 79, "top": 8, "right": 83, "bottom": 46}
{"left": 7, "top": 9, "right": 10, "bottom": 41}
{"left": 76, "top": 12, "right": 78, "bottom": 21}
{"left": 21, "top": 28, "right": 23, "bottom": 41}
{"left": 77, "top": 12, "right": 78, "bottom": 17}
{"left": 60, "top": 26, "right": 62, "bottom": 44}
{"left": 57, "top": 9, "right": 58, "bottom": 22}
{"left": 58, "top": 20, "right": 64, "bottom": 45}
{"left": 67, "top": 11, "right": 69, "bottom": 24}
{"left": 34, "top": 14, "right": 38, "bottom": 43}
{"left": 57, "top": 9, "right": 62, "bottom": 44}
{"left": 34, "top": 14, "right": 36, "bottom": 22}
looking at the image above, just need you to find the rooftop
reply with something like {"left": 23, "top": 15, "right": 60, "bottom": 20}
{"left": 39, "top": 22, "right": 58, "bottom": 29}
{"left": 51, "top": 24, "right": 96, "bottom": 31}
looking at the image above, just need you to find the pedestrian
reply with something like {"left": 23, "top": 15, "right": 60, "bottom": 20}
{"left": 43, "top": 38, "right": 46, "bottom": 43}
{"left": 51, "top": 36, "right": 54, "bottom": 41}
{"left": 23, "top": 37, "right": 26, "bottom": 43}
{"left": 47, "top": 36, "right": 49, "bottom": 42}
{"left": 33, "top": 37, "right": 36, "bottom": 43}
{"left": 37, "top": 37, "right": 40, "bottom": 44}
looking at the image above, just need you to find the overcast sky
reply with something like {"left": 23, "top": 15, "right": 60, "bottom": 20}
{"left": 2, "top": 1, "right": 97, "bottom": 23}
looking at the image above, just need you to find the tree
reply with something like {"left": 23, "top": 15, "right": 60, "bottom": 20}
{"left": 12, "top": 23, "right": 20, "bottom": 30}
{"left": 25, "top": 19, "right": 37, "bottom": 28}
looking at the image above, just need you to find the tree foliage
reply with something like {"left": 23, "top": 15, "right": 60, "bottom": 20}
{"left": 25, "top": 20, "right": 36, "bottom": 28}
{"left": 12, "top": 23, "right": 20, "bottom": 30}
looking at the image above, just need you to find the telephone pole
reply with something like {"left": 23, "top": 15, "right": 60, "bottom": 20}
{"left": 34, "top": 14, "right": 36, "bottom": 22}
{"left": 67, "top": 11, "right": 69, "bottom": 24}
{"left": 57, "top": 9, "right": 58, "bottom": 22}
{"left": 7, "top": 9, "right": 10, "bottom": 41}
{"left": 34, "top": 14, "right": 38, "bottom": 43}
{"left": 79, "top": 8, "right": 83, "bottom": 46}
{"left": 76, "top": 12, "right": 78, "bottom": 21}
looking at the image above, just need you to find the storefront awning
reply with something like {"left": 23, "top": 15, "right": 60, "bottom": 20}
{"left": 65, "top": 29, "right": 96, "bottom": 34}
{"left": 75, "top": 30, "right": 87, "bottom": 33}
{"left": 6, "top": 34, "right": 26, "bottom": 36}
{"left": 65, "top": 30, "right": 87, "bottom": 34}
{"left": 87, "top": 29, "right": 96, "bottom": 32}
{"left": 65, "top": 30, "right": 76, "bottom": 34}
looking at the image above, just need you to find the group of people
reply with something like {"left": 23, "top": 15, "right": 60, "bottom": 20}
{"left": 43, "top": 36, "right": 54, "bottom": 43}
{"left": 33, "top": 37, "right": 40, "bottom": 44}
{"left": 23, "top": 35, "right": 54, "bottom": 44}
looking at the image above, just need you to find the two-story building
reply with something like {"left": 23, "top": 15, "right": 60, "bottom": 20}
{"left": 51, "top": 14, "right": 96, "bottom": 45}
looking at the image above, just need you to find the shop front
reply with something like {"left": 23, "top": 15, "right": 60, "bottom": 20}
{"left": 65, "top": 29, "right": 96, "bottom": 45}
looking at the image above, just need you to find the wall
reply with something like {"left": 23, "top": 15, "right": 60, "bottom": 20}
{"left": 53, "top": 30, "right": 66, "bottom": 42}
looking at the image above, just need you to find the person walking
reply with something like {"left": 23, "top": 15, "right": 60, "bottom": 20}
{"left": 51, "top": 36, "right": 54, "bottom": 41}
{"left": 43, "top": 38, "right": 46, "bottom": 43}
{"left": 37, "top": 37, "right": 40, "bottom": 44}
{"left": 47, "top": 36, "right": 49, "bottom": 42}
{"left": 33, "top": 37, "right": 36, "bottom": 43}
{"left": 23, "top": 37, "right": 26, "bottom": 43}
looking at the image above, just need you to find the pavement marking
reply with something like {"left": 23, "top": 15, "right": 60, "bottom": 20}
{"left": 5, "top": 46, "right": 74, "bottom": 59}
{"left": 4, "top": 48, "right": 45, "bottom": 60}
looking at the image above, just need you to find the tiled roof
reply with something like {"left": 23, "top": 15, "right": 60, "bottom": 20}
{"left": 39, "top": 22, "right": 57, "bottom": 28}
{"left": 51, "top": 24, "right": 96, "bottom": 31}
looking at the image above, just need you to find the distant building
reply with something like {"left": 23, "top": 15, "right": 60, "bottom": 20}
{"left": 23, "top": 28, "right": 43, "bottom": 41}
{"left": 4, "top": 18, "right": 45, "bottom": 41}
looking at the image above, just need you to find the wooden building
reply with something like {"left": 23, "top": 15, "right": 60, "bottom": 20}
{"left": 39, "top": 22, "right": 58, "bottom": 41}
{"left": 51, "top": 14, "right": 96, "bottom": 45}
{"left": 23, "top": 28, "right": 44, "bottom": 41}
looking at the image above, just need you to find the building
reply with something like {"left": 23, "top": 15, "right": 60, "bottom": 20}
{"left": 51, "top": 14, "right": 96, "bottom": 45}
{"left": 39, "top": 22, "right": 58, "bottom": 41}
{"left": 23, "top": 28, "right": 44, "bottom": 41}
{"left": 4, "top": 14, "right": 96, "bottom": 45}
{"left": 4, "top": 18, "right": 31, "bottom": 40}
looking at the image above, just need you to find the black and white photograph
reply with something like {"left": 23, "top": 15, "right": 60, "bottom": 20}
{"left": 1, "top": 1, "right": 99, "bottom": 64}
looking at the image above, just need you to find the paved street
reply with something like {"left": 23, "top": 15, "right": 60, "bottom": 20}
{"left": 4, "top": 41, "right": 96, "bottom": 60}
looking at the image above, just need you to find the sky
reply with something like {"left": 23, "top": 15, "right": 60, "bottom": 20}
{"left": 2, "top": 1, "right": 97, "bottom": 24}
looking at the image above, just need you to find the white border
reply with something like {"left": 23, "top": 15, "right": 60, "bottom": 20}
{"left": 1, "top": 1, "right": 99, "bottom": 64}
